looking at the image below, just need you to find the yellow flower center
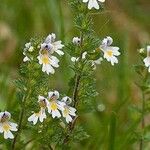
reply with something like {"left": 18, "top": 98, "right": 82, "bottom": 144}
{"left": 50, "top": 102, "right": 58, "bottom": 111}
{"left": 106, "top": 50, "right": 113, "bottom": 57}
{"left": 42, "top": 55, "right": 50, "bottom": 64}
{"left": 3, "top": 123, "right": 10, "bottom": 132}
{"left": 35, "top": 112, "right": 40, "bottom": 117}
{"left": 63, "top": 108, "right": 69, "bottom": 117}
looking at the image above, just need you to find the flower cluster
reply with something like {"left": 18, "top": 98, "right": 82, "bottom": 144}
{"left": 0, "top": 111, "right": 18, "bottom": 139}
{"left": 71, "top": 50, "right": 103, "bottom": 70}
{"left": 83, "top": 0, "right": 105, "bottom": 10}
{"left": 28, "top": 91, "right": 77, "bottom": 125}
{"left": 72, "top": 36, "right": 120, "bottom": 68}
{"left": 23, "top": 42, "right": 34, "bottom": 62}
{"left": 23, "top": 33, "right": 64, "bottom": 75}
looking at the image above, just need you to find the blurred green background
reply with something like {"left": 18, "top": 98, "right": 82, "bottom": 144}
{"left": 0, "top": 0, "right": 150, "bottom": 149}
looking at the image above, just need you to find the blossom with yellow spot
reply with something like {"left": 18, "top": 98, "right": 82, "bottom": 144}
{"left": 47, "top": 91, "right": 64, "bottom": 118}
{"left": 100, "top": 36, "right": 120, "bottom": 66}
{"left": 28, "top": 96, "right": 49, "bottom": 125}
{"left": 0, "top": 111, "right": 18, "bottom": 139}
{"left": 61, "top": 96, "right": 76, "bottom": 123}
{"left": 37, "top": 49, "right": 59, "bottom": 75}
{"left": 143, "top": 45, "right": 150, "bottom": 72}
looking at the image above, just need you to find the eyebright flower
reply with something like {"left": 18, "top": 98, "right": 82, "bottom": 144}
{"left": 139, "top": 48, "right": 145, "bottom": 54}
{"left": 28, "top": 96, "right": 48, "bottom": 125}
{"left": 37, "top": 33, "right": 64, "bottom": 75}
{"left": 61, "top": 96, "right": 76, "bottom": 123}
{"left": 47, "top": 91, "right": 64, "bottom": 118}
{"left": 37, "top": 49, "right": 59, "bottom": 75}
{"left": 91, "top": 57, "right": 103, "bottom": 69}
{"left": 100, "top": 36, "right": 120, "bottom": 66}
{"left": 23, "top": 42, "right": 34, "bottom": 62}
{"left": 83, "top": 0, "right": 105, "bottom": 10}
{"left": 24, "top": 42, "right": 34, "bottom": 52}
{"left": 72, "top": 37, "right": 81, "bottom": 45}
{"left": 71, "top": 52, "right": 87, "bottom": 62}
{"left": 143, "top": 45, "right": 150, "bottom": 72}
{"left": 23, "top": 53, "right": 30, "bottom": 62}
{"left": 0, "top": 111, "right": 18, "bottom": 139}
{"left": 41, "top": 33, "right": 64, "bottom": 56}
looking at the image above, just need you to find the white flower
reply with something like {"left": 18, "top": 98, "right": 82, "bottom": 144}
{"left": 72, "top": 37, "right": 81, "bottom": 45}
{"left": 71, "top": 57, "right": 79, "bottom": 62}
{"left": 61, "top": 97, "right": 76, "bottom": 123}
{"left": 37, "top": 51, "right": 59, "bottom": 75}
{"left": 23, "top": 42, "right": 34, "bottom": 62}
{"left": 100, "top": 36, "right": 120, "bottom": 66}
{"left": 28, "top": 96, "right": 48, "bottom": 125}
{"left": 23, "top": 55, "right": 30, "bottom": 62}
{"left": 143, "top": 45, "right": 150, "bottom": 72}
{"left": 24, "top": 42, "right": 33, "bottom": 51}
{"left": 47, "top": 91, "right": 64, "bottom": 118}
{"left": 41, "top": 33, "right": 64, "bottom": 56}
{"left": 0, "top": 111, "right": 18, "bottom": 139}
{"left": 139, "top": 48, "right": 144, "bottom": 54}
{"left": 28, "top": 108, "right": 46, "bottom": 125}
{"left": 83, "top": 0, "right": 105, "bottom": 10}
{"left": 101, "top": 36, "right": 113, "bottom": 46}
{"left": 71, "top": 52, "right": 87, "bottom": 62}
{"left": 91, "top": 57, "right": 103, "bottom": 69}
{"left": 82, "top": 52, "right": 87, "bottom": 59}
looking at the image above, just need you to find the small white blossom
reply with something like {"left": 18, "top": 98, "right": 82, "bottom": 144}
{"left": 91, "top": 57, "right": 103, "bottom": 69}
{"left": 101, "top": 36, "right": 113, "bottom": 46}
{"left": 72, "top": 37, "right": 81, "bottom": 45}
{"left": 71, "top": 57, "right": 79, "bottom": 62}
{"left": 24, "top": 42, "right": 34, "bottom": 52}
{"left": 47, "top": 91, "right": 64, "bottom": 118}
{"left": 83, "top": 0, "right": 105, "bottom": 10}
{"left": 23, "top": 42, "right": 34, "bottom": 62}
{"left": 37, "top": 50, "right": 59, "bottom": 75}
{"left": 23, "top": 55, "right": 30, "bottom": 62}
{"left": 143, "top": 45, "right": 150, "bottom": 72}
{"left": 41, "top": 33, "right": 64, "bottom": 56}
{"left": 61, "top": 96, "right": 76, "bottom": 123}
{"left": 100, "top": 36, "right": 120, "bottom": 66}
{"left": 139, "top": 48, "right": 145, "bottom": 54}
{"left": 0, "top": 111, "right": 18, "bottom": 139}
{"left": 28, "top": 96, "right": 48, "bottom": 125}
{"left": 71, "top": 52, "right": 87, "bottom": 62}
{"left": 28, "top": 109, "right": 46, "bottom": 125}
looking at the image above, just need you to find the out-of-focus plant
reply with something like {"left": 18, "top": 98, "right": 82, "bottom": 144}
{"left": 0, "top": 0, "right": 122, "bottom": 149}
{"left": 134, "top": 46, "right": 150, "bottom": 150}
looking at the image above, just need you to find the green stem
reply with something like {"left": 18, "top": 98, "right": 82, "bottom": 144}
{"left": 11, "top": 90, "right": 31, "bottom": 150}
{"left": 72, "top": 74, "right": 81, "bottom": 107}
{"left": 63, "top": 30, "right": 85, "bottom": 145}
{"left": 139, "top": 92, "right": 145, "bottom": 150}
{"left": 108, "top": 111, "right": 117, "bottom": 150}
